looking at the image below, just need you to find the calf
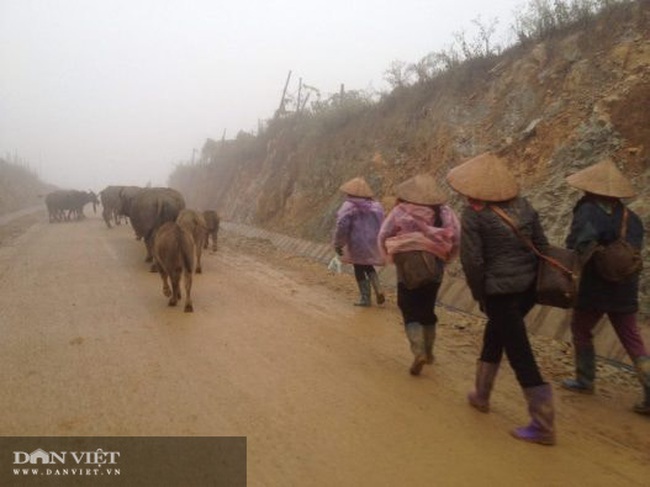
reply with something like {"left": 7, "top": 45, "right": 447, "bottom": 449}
{"left": 203, "top": 210, "right": 220, "bottom": 252}
{"left": 152, "top": 222, "right": 195, "bottom": 312}
{"left": 177, "top": 209, "right": 208, "bottom": 273}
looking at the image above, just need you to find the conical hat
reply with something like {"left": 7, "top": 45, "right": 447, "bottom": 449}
{"left": 446, "top": 152, "right": 519, "bottom": 202}
{"left": 339, "top": 177, "right": 373, "bottom": 198}
{"left": 566, "top": 158, "right": 636, "bottom": 198}
{"left": 396, "top": 173, "right": 447, "bottom": 205}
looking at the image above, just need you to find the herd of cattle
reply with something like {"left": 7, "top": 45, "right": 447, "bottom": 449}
{"left": 44, "top": 190, "right": 100, "bottom": 222}
{"left": 44, "top": 186, "right": 220, "bottom": 313}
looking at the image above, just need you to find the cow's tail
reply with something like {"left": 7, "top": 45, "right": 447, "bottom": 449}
{"left": 158, "top": 197, "right": 180, "bottom": 225}
{"left": 156, "top": 196, "right": 165, "bottom": 222}
{"left": 179, "top": 227, "right": 195, "bottom": 275}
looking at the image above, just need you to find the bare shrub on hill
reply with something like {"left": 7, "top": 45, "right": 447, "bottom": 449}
{"left": 513, "top": 0, "right": 636, "bottom": 43}
{"left": 0, "top": 156, "right": 52, "bottom": 215}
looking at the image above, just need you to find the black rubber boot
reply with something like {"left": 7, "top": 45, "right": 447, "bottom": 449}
{"left": 368, "top": 272, "right": 385, "bottom": 305}
{"left": 354, "top": 279, "right": 371, "bottom": 307}
{"left": 561, "top": 345, "right": 595, "bottom": 394}
{"left": 633, "top": 357, "right": 650, "bottom": 415}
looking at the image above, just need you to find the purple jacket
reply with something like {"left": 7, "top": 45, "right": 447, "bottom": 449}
{"left": 333, "top": 197, "right": 385, "bottom": 266}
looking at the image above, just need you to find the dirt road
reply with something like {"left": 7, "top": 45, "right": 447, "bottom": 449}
{"left": 0, "top": 211, "right": 648, "bottom": 486}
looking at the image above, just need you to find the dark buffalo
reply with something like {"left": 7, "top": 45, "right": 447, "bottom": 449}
{"left": 45, "top": 191, "right": 67, "bottom": 222}
{"left": 64, "top": 190, "right": 98, "bottom": 220}
{"left": 99, "top": 185, "right": 129, "bottom": 228}
{"left": 152, "top": 221, "right": 195, "bottom": 312}
{"left": 202, "top": 210, "right": 220, "bottom": 252}
{"left": 177, "top": 209, "right": 208, "bottom": 274}
{"left": 74, "top": 190, "right": 99, "bottom": 219}
{"left": 116, "top": 186, "right": 144, "bottom": 238}
{"left": 119, "top": 187, "right": 185, "bottom": 268}
{"left": 116, "top": 186, "right": 144, "bottom": 216}
{"left": 45, "top": 190, "right": 98, "bottom": 222}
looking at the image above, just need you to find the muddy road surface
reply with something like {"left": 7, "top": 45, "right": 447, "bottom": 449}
{"left": 0, "top": 211, "right": 648, "bottom": 486}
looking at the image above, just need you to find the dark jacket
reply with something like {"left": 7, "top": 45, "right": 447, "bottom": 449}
{"left": 460, "top": 197, "right": 549, "bottom": 302}
{"left": 566, "top": 195, "right": 643, "bottom": 313}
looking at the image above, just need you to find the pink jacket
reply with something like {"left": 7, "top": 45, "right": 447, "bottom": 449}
{"left": 378, "top": 202, "right": 460, "bottom": 263}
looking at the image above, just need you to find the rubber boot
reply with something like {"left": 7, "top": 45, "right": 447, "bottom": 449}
{"left": 405, "top": 322, "right": 426, "bottom": 376}
{"left": 467, "top": 361, "right": 500, "bottom": 413}
{"left": 423, "top": 325, "right": 436, "bottom": 364}
{"left": 511, "top": 384, "right": 556, "bottom": 446}
{"left": 633, "top": 356, "right": 650, "bottom": 415}
{"left": 561, "top": 345, "right": 595, "bottom": 394}
{"left": 369, "top": 272, "right": 385, "bottom": 305}
{"left": 635, "top": 356, "right": 650, "bottom": 388}
{"left": 354, "top": 279, "right": 371, "bottom": 307}
{"left": 634, "top": 385, "right": 650, "bottom": 415}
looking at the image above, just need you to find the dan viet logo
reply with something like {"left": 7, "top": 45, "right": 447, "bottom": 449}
{"left": 12, "top": 448, "right": 121, "bottom": 477}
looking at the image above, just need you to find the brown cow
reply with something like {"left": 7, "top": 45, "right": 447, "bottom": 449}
{"left": 202, "top": 210, "right": 220, "bottom": 252}
{"left": 152, "top": 221, "right": 195, "bottom": 312}
{"left": 177, "top": 209, "right": 208, "bottom": 274}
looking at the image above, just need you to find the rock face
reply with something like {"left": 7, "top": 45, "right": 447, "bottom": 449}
{"left": 170, "top": 5, "right": 650, "bottom": 314}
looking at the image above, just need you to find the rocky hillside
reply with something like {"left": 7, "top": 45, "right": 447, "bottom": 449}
{"left": 169, "top": 1, "right": 650, "bottom": 313}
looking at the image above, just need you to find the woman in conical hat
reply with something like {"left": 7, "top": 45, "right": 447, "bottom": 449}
{"left": 378, "top": 173, "right": 460, "bottom": 376}
{"left": 333, "top": 177, "right": 386, "bottom": 307}
{"left": 447, "top": 152, "right": 556, "bottom": 446}
{"left": 561, "top": 158, "right": 649, "bottom": 415}
{"left": 565, "top": 157, "right": 637, "bottom": 198}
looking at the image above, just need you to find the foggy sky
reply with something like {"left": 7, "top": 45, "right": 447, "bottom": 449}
{"left": 0, "top": 0, "right": 525, "bottom": 191}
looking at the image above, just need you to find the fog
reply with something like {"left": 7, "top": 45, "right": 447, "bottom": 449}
{"left": 1, "top": 0, "right": 525, "bottom": 191}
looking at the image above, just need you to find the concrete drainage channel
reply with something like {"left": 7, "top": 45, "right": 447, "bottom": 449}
{"left": 222, "top": 220, "right": 649, "bottom": 367}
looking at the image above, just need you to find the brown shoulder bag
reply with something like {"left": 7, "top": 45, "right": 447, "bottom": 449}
{"left": 591, "top": 207, "right": 643, "bottom": 283}
{"left": 490, "top": 205, "right": 580, "bottom": 309}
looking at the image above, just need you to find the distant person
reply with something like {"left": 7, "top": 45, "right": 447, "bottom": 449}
{"left": 561, "top": 158, "right": 649, "bottom": 415}
{"left": 378, "top": 174, "right": 460, "bottom": 375}
{"left": 333, "top": 177, "right": 385, "bottom": 307}
{"left": 447, "top": 152, "right": 556, "bottom": 445}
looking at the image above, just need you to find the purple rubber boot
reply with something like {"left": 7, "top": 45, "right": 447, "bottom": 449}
{"left": 511, "top": 384, "right": 556, "bottom": 446}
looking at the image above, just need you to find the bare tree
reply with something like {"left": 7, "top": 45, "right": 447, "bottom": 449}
{"left": 383, "top": 60, "right": 412, "bottom": 89}
{"left": 472, "top": 15, "right": 500, "bottom": 57}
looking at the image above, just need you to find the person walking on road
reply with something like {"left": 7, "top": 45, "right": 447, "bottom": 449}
{"left": 378, "top": 173, "right": 460, "bottom": 376}
{"left": 333, "top": 177, "right": 386, "bottom": 307}
{"left": 447, "top": 152, "right": 556, "bottom": 445}
{"left": 561, "top": 158, "right": 650, "bottom": 415}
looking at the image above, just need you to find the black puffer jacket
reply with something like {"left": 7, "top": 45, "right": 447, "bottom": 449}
{"left": 460, "top": 196, "right": 549, "bottom": 302}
